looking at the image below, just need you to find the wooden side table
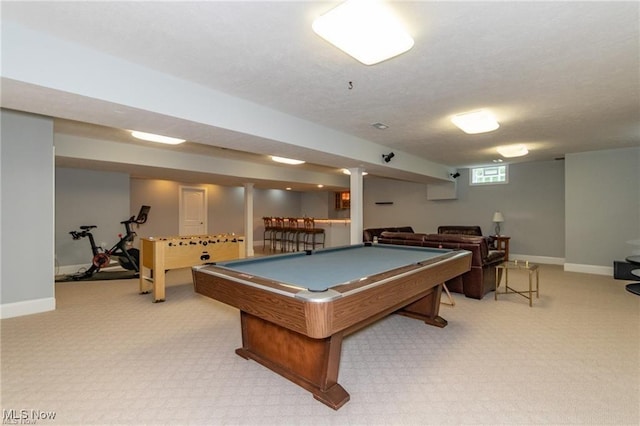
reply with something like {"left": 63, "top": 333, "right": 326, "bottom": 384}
{"left": 494, "top": 236, "right": 511, "bottom": 261}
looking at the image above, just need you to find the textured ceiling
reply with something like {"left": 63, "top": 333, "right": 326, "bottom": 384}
{"left": 1, "top": 1, "right": 638, "bottom": 186}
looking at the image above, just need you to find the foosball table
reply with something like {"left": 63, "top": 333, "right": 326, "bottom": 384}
{"left": 139, "top": 234, "right": 245, "bottom": 302}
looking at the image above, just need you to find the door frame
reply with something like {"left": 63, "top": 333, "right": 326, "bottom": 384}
{"left": 179, "top": 185, "right": 208, "bottom": 236}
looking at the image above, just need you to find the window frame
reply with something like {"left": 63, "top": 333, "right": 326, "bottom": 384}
{"left": 470, "top": 164, "right": 509, "bottom": 186}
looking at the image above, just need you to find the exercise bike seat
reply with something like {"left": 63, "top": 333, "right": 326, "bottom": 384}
{"left": 80, "top": 225, "right": 97, "bottom": 230}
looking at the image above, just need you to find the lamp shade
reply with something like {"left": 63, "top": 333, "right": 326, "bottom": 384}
{"left": 492, "top": 211, "right": 504, "bottom": 223}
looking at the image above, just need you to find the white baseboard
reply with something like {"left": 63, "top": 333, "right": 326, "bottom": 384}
{"left": 510, "top": 254, "right": 613, "bottom": 276}
{"left": 1, "top": 297, "right": 56, "bottom": 319}
{"left": 57, "top": 262, "right": 123, "bottom": 276}
{"left": 510, "top": 254, "right": 565, "bottom": 265}
{"left": 57, "top": 263, "right": 89, "bottom": 275}
{"left": 564, "top": 263, "right": 613, "bottom": 276}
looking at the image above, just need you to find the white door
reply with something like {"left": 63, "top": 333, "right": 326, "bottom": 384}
{"left": 179, "top": 186, "right": 207, "bottom": 236}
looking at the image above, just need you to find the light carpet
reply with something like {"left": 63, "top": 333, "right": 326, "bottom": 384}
{"left": 1, "top": 264, "right": 638, "bottom": 425}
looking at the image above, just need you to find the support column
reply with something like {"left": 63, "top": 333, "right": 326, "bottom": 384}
{"left": 244, "top": 183, "right": 255, "bottom": 257}
{"left": 348, "top": 168, "right": 364, "bottom": 245}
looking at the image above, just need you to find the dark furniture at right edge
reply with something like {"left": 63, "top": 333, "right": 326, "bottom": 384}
{"left": 623, "top": 255, "right": 640, "bottom": 296}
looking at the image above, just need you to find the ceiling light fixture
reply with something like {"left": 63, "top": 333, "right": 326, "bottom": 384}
{"left": 130, "top": 131, "right": 186, "bottom": 145}
{"left": 451, "top": 110, "right": 500, "bottom": 134}
{"left": 342, "top": 169, "right": 368, "bottom": 176}
{"left": 270, "top": 156, "right": 306, "bottom": 165}
{"left": 312, "top": 0, "right": 414, "bottom": 65}
{"left": 497, "top": 144, "right": 529, "bottom": 158}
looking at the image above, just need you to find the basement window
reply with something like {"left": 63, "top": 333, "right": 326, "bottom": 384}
{"left": 470, "top": 165, "right": 508, "bottom": 185}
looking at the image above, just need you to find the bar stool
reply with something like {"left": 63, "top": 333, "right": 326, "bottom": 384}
{"left": 262, "top": 217, "right": 276, "bottom": 251}
{"left": 272, "top": 217, "right": 287, "bottom": 252}
{"left": 285, "top": 217, "right": 303, "bottom": 252}
{"left": 302, "top": 217, "right": 325, "bottom": 250}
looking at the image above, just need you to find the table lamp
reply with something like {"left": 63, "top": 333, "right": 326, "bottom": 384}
{"left": 492, "top": 211, "right": 504, "bottom": 236}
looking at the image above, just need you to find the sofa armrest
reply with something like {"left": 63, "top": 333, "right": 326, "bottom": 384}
{"left": 363, "top": 227, "right": 415, "bottom": 242}
{"left": 486, "top": 250, "right": 505, "bottom": 265}
{"left": 394, "top": 226, "right": 415, "bottom": 233}
{"left": 486, "top": 235, "right": 497, "bottom": 249}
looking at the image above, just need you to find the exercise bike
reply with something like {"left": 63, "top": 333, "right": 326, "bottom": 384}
{"left": 68, "top": 205, "right": 150, "bottom": 280}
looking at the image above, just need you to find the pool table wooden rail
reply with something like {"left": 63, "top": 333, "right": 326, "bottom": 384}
{"left": 193, "top": 250, "right": 470, "bottom": 339}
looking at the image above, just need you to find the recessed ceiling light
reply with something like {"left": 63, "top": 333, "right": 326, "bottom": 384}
{"left": 317, "top": 184, "right": 324, "bottom": 188}
{"left": 130, "top": 130, "right": 186, "bottom": 145}
{"left": 497, "top": 144, "right": 529, "bottom": 158}
{"left": 451, "top": 110, "right": 500, "bottom": 134}
{"left": 342, "top": 169, "right": 368, "bottom": 176}
{"left": 493, "top": 159, "right": 504, "bottom": 163}
{"left": 372, "top": 122, "right": 389, "bottom": 130}
{"left": 270, "top": 156, "right": 306, "bottom": 165}
{"left": 312, "top": 0, "right": 414, "bottom": 65}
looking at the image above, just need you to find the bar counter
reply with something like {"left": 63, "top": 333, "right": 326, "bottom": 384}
{"left": 311, "top": 219, "right": 351, "bottom": 247}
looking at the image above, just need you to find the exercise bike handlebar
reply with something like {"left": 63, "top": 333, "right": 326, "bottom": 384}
{"left": 121, "top": 216, "right": 137, "bottom": 225}
{"left": 71, "top": 206, "right": 149, "bottom": 229}
{"left": 120, "top": 215, "right": 147, "bottom": 225}
{"left": 69, "top": 206, "right": 150, "bottom": 238}
{"left": 70, "top": 230, "right": 90, "bottom": 240}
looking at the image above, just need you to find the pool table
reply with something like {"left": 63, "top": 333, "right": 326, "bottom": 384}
{"left": 192, "top": 243, "right": 471, "bottom": 410}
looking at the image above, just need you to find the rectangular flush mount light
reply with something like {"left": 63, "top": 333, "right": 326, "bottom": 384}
{"left": 497, "top": 144, "right": 528, "bottom": 158}
{"left": 271, "top": 156, "right": 306, "bottom": 165}
{"left": 312, "top": 0, "right": 414, "bottom": 65}
{"left": 451, "top": 110, "right": 500, "bottom": 134}
{"left": 130, "top": 130, "right": 185, "bottom": 145}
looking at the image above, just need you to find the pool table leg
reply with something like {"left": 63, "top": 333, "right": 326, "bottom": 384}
{"left": 235, "top": 312, "right": 350, "bottom": 410}
{"left": 397, "top": 284, "right": 448, "bottom": 328}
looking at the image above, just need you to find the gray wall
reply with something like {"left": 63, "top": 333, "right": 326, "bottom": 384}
{"left": 54, "top": 176, "right": 351, "bottom": 266}
{"left": 55, "top": 153, "right": 640, "bottom": 271}
{"left": 364, "top": 160, "right": 566, "bottom": 258}
{"left": 130, "top": 179, "right": 302, "bottom": 242}
{"left": 1, "top": 110, "right": 55, "bottom": 307}
{"left": 123, "top": 160, "right": 568, "bottom": 262}
{"left": 55, "top": 177, "right": 307, "bottom": 269}
{"left": 565, "top": 148, "right": 640, "bottom": 266}
{"left": 55, "top": 168, "right": 130, "bottom": 268}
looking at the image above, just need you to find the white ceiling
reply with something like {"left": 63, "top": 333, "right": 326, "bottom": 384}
{"left": 2, "top": 1, "right": 639, "bottom": 188}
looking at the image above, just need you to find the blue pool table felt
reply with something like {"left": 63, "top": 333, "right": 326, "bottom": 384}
{"left": 215, "top": 244, "right": 449, "bottom": 291}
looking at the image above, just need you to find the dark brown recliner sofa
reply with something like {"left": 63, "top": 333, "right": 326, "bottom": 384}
{"left": 437, "top": 225, "right": 496, "bottom": 249}
{"left": 375, "top": 231, "right": 504, "bottom": 300}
